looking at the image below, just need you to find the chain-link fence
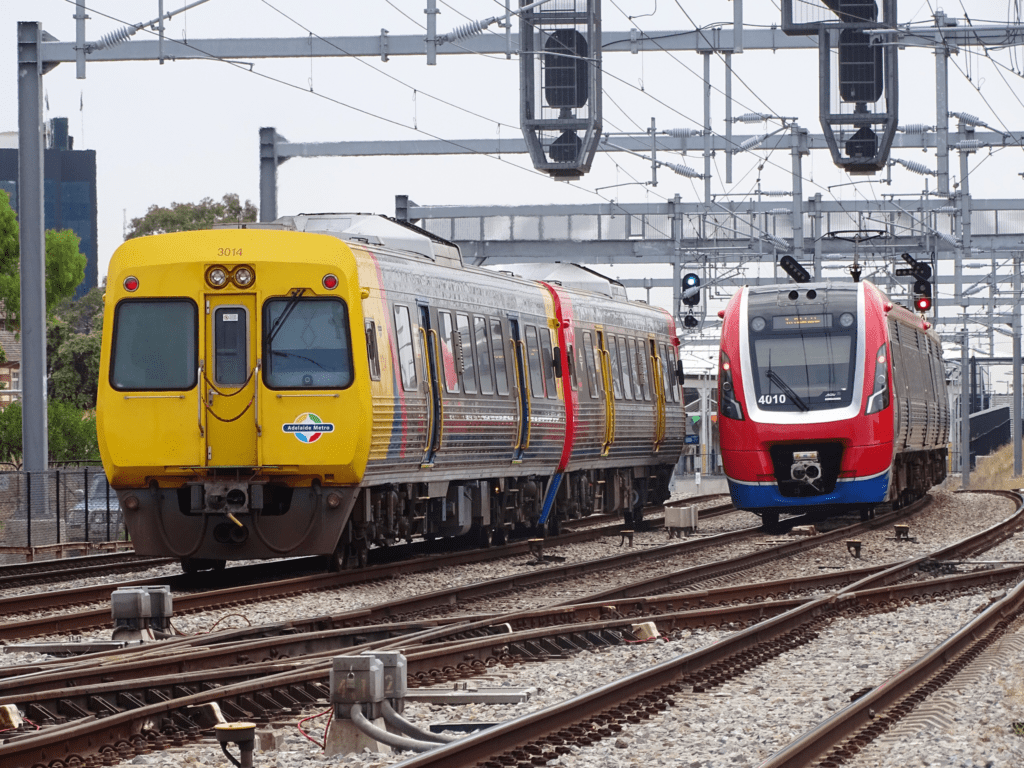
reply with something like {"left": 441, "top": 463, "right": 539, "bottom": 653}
{"left": 0, "top": 467, "right": 129, "bottom": 562}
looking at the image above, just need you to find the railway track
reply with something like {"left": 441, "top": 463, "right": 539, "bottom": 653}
{"left": 1, "top": 491, "right": 1018, "bottom": 766}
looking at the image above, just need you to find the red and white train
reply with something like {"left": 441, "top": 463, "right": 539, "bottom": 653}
{"left": 717, "top": 280, "right": 949, "bottom": 528}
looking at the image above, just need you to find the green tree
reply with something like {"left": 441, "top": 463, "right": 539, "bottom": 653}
{"left": 125, "top": 193, "right": 258, "bottom": 239}
{"left": 0, "top": 400, "right": 99, "bottom": 468}
{"left": 0, "top": 190, "right": 88, "bottom": 328}
{"left": 48, "top": 315, "right": 101, "bottom": 410}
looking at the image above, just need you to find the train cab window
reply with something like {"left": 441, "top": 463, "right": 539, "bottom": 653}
{"left": 111, "top": 299, "right": 197, "bottom": 390}
{"left": 608, "top": 335, "right": 623, "bottom": 400}
{"left": 213, "top": 306, "right": 249, "bottom": 386}
{"left": 365, "top": 320, "right": 381, "bottom": 381}
{"left": 617, "top": 337, "right": 634, "bottom": 400}
{"left": 582, "top": 332, "right": 598, "bottom": 398}
{"left": 540, "top": 330, "right": 557, "bottom": 399}
{"left": 263, "top": 298, "right": 353, "bottom": 389}
{"left": 457, "top": 313, "right": 478, "bottom": 394}
{"left": 525, "top": 325, "right": 546, "bottom": 398}
{"left": 439, "top": 311, "right": 460, "bottom": 394}
{"left": 475, "top": 317, "right": 494, "bottom": 395}
{"left": 393, "top": 305, "right": 418, "bottom": 391}
{"left": 490, "top": 319, "right": 509, "bottom": 396}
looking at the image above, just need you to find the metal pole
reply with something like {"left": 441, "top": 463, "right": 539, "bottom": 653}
{"left": 1014, "top": 252, "right": 1022, "bottom": 477}
{"left": 75, "top": 1, "right": 87, "bottom": 79}
{"left": 935, "top": 14, "right": 950, "bottom": 197}
{"left": 791, "top": 127, "right": 807, "bottom": 263}
{"left": 961, "top": 323, "right": 971, "bottom": 489}
{"left": 17, "top": 22, "right": 49, "bottom": 474}
{"left": 725, "top": 52, "right": 733, "bottom": 184}
{"left": 956, "top": 141, "right": 971, "bottom": 306}
{"left": 259, "top": 127, "right": 279, "bottom": 222}
{"left": 703, "top": 51, "right": 712, "bottom": 205}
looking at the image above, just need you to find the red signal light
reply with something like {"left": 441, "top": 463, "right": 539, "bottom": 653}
{"left": 322, "top": 274, "right": 339, "bottom": 290}
{"left": 123, "top": 276, "right": 139, "bottom": 292}
{"left": 914, "top": 296, "right": 931, "bottom": 313}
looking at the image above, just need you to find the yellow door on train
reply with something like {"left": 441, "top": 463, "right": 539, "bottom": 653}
{"left": 204, "top": 294, "right": 258, "bottom": 466}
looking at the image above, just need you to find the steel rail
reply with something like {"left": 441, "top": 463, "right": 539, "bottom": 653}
{"left": 0, "top": 495, "right": 1019, "bottom": 767}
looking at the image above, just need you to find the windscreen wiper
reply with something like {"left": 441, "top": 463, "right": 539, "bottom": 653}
{"left": 766, "top": 368, "right": 810, "bottom": 412}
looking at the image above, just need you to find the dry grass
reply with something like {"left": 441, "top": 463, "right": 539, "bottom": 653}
{"left": 961, "top": 442, "right": 1024, "bottom": 492}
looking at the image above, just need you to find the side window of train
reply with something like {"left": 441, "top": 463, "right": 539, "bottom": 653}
{"left": 617, "top": 336, "right": 634, "bottom": 400}
{"left": 457, "top": 313, "right": 478, "bottom": 394}
{"left": 490, "top": 318, "right": 510, "bottom": 396}
{"left": 393, "top": 305, "right": 418, "bottom": 391}
{"left": 568, "top": 344, "right": 579, "bottom": 391}
{"left": 633, "top": 339, "right": 651, "bottom": 401}
{"left": 475, "top": 317, "right": 494, "bottom": 395}
{"left": 439, "top": 311, "right": 460, "bottom": 394}
{"left": 608, "top": 335, "right": 623, "bottom": 400}
{"left": 582, "top": 332, "right": 599, "bottom": 399}
{"left": 525, "top": 324, "right": 546, "bottom": 398}
{"left": 661, "top": 343, "right": 678, "bottom": 402}
{"left": 365, "top": 320, "right": 381, "bottom": 381}
{"left": 540, "top": 329, "right": 557, "bottom": 399}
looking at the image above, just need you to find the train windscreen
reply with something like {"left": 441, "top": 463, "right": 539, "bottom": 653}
{"left": 262, "top": 297, "right": 353, "bottom": 389}
{"left": 110, "top": 299, "right": 197, "bottom": 390}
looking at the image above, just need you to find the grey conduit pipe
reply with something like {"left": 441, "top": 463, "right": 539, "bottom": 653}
{"left": 382, "top": 700, "right": 459, "bottom": 743}
{"left": 349, "top": 703, "right": 438, "bottom": 753}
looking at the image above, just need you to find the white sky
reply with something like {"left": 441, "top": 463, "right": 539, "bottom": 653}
{"left": 3, "top": 1, "right": 1024, "bottom": 377}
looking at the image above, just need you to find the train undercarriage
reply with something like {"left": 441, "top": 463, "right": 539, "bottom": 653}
{"left": 332, "top": 464, "right": 675, "bottom": 570}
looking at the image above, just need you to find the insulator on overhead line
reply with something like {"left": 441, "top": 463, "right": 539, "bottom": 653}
{"left": 768, "top": 208, "right": 793, "bottom": 215}
{"left": 759, "top": 191, "right": 792, "bottom": 197}
{"left": 956, "top": 139, "right": 982, "bottom": 152}
{"left": 739, "top": 133, "right": 769, "bottom": 151}
{"left": 949, "top": 111, "right": 982, "bottom": 125}
{"left": 734, "top": 112, "right": 773, "bottom": 123}
{"left": 894, "top": 158, "right": 937, "bottom": 176}
{"left": 94, "top": 24, "right": 137, "bottom": 50}
{"left": 898, "top": 124, "right": 933, "bottom": 133}
{"left": 664, "top": 162, "right": 703, "bottom": 179}
{"left": 441, "top": 17, "right": 497, "bottom": 43}
{"left": 763, "top": 233, "right": 789, "bottom": 250}
{"left": 937, "top": 232, "right": 959, "bottom": 247}
{"left": 664, "top": 128, "right": 702, "bottom": 138}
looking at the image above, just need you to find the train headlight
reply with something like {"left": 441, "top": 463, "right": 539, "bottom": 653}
{"left": 718, "top": 351, "right": 744, "bottom": 421}
{"left": 123, "top": 495, "right": 141, "bottom": 512}
{"left": 326, "top": 492, "right": 343, "bottom": 509}
{"left": 232, "top": 266, "right": 254, "bottom": 287}
{"left": 207, "top": 267, "right": 228, "bottom": 288}
{"left": 750, "top": 316, "right": 766, "bottom": 332}
{"left": 865, "top": 343, "right": 890, "bottom": 415}
{"left": 839, "top": 312, "right": 855, "bottom": 328}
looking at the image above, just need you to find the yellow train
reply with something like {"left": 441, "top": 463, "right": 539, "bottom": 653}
{"left": 97, "top": 214, "right": 686, "bottom": 571}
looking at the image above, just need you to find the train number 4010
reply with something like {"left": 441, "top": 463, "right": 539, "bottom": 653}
{"left": 758, "top": 394, "right": 787, "bottom": 405}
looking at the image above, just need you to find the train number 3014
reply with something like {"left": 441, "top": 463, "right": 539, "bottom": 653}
{"left": 758, "top": 394, "right": 787, "bottom": 405}
{"left": 217, "top": 247, "right": 243, "bottom": 257}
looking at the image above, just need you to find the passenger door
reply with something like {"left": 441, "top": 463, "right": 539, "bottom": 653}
{"left": 509, "top": 318, "right": 530, "bottom": 462}
{"left": 204, "top": 295, "right": 258, "bottom": 466}
{"left": 418, "top": 304, "right": 443, "bottom": 467}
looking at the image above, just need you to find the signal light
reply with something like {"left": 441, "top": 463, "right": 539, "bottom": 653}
{"left": 683, "top": 315, "right": 698, "bottom": 328}
{"left": 123, "top": 276, "right": 139, "bottom": 292}
{"left": 779, "top": 255, "right": 811, "bottom": 284}
{"left": 682, "top": 273, "right": 701, "bottom": 306}
{"left": 322, "top": 274, "right": 339, "bottom": 290}
{"left": 914, "top": 296, "right": 932, "bottom": 313}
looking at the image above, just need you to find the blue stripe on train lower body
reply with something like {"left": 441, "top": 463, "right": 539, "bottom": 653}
{"left": 726, "top": 470, "right": 890, "bottom": 511}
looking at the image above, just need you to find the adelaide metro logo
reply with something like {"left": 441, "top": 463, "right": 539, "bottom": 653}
{"left": 282, "top": 413, "right": 335, "bottom": 443}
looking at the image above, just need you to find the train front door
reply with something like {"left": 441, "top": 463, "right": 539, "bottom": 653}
{"left": 596, "top": 329, "right": 616, "bottom": 456}
{"left": 203, "top": 295, "right": 258, "bottom": 466}
{"left": 418, "top": 304, "right": 443, "bottom": 467}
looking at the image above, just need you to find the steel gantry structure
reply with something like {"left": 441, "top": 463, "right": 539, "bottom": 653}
{"left": 16, "top": 3, "right": 1024, "bottom": 485}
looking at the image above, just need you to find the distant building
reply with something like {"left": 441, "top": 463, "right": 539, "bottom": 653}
{"left": 0, "top": 117, "right": 98, "bottom": 299}
{"left": 0, "top": 330, "right": 21, "bottom": 408}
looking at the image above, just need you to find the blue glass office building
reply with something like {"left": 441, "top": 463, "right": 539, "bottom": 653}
{"left": 0, "top": 118, "right": 98, "bottom": 299}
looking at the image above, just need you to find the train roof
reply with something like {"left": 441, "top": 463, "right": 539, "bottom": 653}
{"left": 219, "top": 213, "right": 463, "bottom": 267}
{"left": 491, "top": 263, "right": 628, "bottom": 300}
